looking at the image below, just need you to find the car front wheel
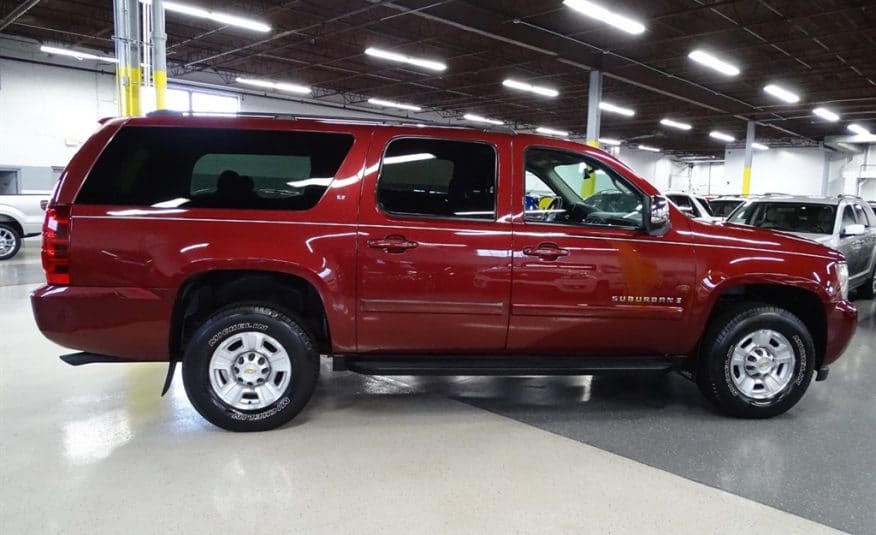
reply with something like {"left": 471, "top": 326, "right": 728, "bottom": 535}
{"left": 697, "top": 303, "right": 814, "bottom": 418}
{"left": 0, "top": 224, "right": 21, "bottom": 261}
{"left": 182, "top": 305, "right": 320, "bottom": 431}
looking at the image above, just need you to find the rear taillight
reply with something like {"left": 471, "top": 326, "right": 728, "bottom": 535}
{"left": 42, "top": 205, "right": 71, "bottom": 285}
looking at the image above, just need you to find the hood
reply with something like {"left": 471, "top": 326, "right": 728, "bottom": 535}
{"left": 789, "top": 232, "right": 835, "bottom": 246}
{"left": 693, "top": 221, "right": 844, "bottom": 261}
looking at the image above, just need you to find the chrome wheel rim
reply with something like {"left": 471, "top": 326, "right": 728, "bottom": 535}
{"left": 730, "top": 329, "right": 795, "bottom": 400}
{"left": 209, "top": 331, "right": 292, "bottom": 410}
{"left": 0, "top": 227, "right": 15, "bottom": 257}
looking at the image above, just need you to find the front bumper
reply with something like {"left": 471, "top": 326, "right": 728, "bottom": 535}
{"left": 822, "top": 299, "right": 857, "bottom": 366}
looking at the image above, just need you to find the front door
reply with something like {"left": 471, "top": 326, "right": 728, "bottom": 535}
{"left": 356, "top": 130, "right": 513, "bottom": 353}
{"left": 509, "top": 144, "right": 697, "bottom": 355}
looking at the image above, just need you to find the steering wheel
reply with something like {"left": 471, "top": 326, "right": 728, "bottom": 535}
{"left": 585, "top": 213, "right": 607, "bottom": 225}
{"left": 545, "top": 197, "right": 564, "bottom": 222}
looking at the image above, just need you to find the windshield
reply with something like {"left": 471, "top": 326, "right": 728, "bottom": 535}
{"left": 710, "top": 199, "right": 744, "bottom": 217}
{"left": 728, "top": 202, "right": 836, "bottom": 234}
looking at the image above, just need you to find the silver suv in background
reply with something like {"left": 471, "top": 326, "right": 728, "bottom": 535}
{"left": 665, "top": 191, "right": 722, "bottom": 223}
{"left": 0, "top": 193, "right": 50, "bottom": 260}
{"left": 727, "top": 194, "right": 876, "bottom": 298}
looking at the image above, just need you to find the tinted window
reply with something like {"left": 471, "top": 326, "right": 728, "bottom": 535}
{"left": 667, "top": 194, "right": 700, "bottom": 218}
{"left": 78, "top": 127, "right": 354, "bottom": 210}
{"left": 377, "top": 138, "right": 496, "bottom": 219}
{"left": 728, "top": 202, "right": 837, "bottom": 234}
{"left": 841, "top": 205, "right": 857, "bottom": 227}
{"left": 852, "top": 203, "right": 870, "bottom": 226}
{"left": 524, "top": 148, "right": 643, "bottom": 228}
{"left": 710, "top": 199, "right": 744, "bottom": 217}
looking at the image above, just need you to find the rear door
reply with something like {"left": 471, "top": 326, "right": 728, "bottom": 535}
{"left": 355, "top": 129, "right": 513, "bottom": 353}
{"left": 508, "top": 143, "right": 697, "bottom": 355}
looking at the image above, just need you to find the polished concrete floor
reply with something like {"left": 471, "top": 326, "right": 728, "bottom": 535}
{"left": 1, "top": 240, "right": 872, "bottom": 534}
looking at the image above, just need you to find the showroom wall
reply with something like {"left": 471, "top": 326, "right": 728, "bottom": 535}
{"left": 1, "top": 35, "right": 873, "bottom": 199}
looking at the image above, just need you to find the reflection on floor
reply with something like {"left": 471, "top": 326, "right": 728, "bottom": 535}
{"left": 2, "top": 248, "right": 869, "bottom": 534}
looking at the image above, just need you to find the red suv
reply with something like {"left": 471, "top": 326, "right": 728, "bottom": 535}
{"left": 32, "top": 114, "right": 857, "bottom": 431}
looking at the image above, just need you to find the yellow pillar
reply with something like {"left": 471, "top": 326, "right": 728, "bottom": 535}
{"left": 581, "top": 140, "right": 599, "bottom": 196}
{"left": 154, "top": 70, "right": 167, "bottom": 110}
{"left": 742, "top": 166, "right": 752, "bottom": 195}
{"left": 129, "top": 65, "right": 141, "bottom": 116}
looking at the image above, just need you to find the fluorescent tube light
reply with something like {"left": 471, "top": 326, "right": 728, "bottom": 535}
{"left": 502, "top": 79, "right": 559, "bottom": 98}
{"left": 562, "top": 0, "right": 645, "bottom": 35}
{"left": 688, "top": 50, "right": 740, "bottom": 76}
{"left": 709, "top": 131, "right": 735, "bottom": 142}
{"left": 40, "top": 45, "right": 117, "bottom": 63}
{"left": 236, "top": 77, "right": 310, "bottom": 94}
{"left": 383, "top": 153, "right": 436, "bottom": 165}
{"left": 848, "top": 124, "right": 871, "bottom": 136}
{"left": 763, "top": 84, "right": 800, "bottom": 104}
{"left": 151, "top": 1, "right": 271, "bottom": 32}
{"left": 598, "top": 137, "right": 621, "bottom": 146}
{"left": 599, "top": 101, "right": 635, "bottom": 117}
{"left": 536, "top": 127, "right": 569, "bottom": 137}
{"left": 364, "top": 47, "right": 446, "bottom": 72}
{"left": 813, "top": 107, "right": 840, "bottom": 122}
{"left": 660, "top": 118, "right": 692, "bottom": 130}
{"left": 638, "top": 144, "right": 660, "bottom": 152}
{"left": 463, "top": 113, "right": 504, "bottom": 126}
{"left": 367, "top": 98, "right": 421, "bottom": 112}
{"left": 752, "top": 143, "right": 769, "bottom": 151}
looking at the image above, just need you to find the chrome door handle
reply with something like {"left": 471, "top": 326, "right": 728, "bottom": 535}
{"left": 367, "top": 235, "right": 419, "bottom": 253}
{"left": 522, "top": 243, "right": 569, "bottom": 260}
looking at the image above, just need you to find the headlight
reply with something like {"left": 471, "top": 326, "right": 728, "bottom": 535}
{"left": 837, "top": 261, "right": 849, "bottom": 300}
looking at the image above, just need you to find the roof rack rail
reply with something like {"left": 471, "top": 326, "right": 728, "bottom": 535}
{"left": 142, "top": 109, "right": 519, "bottom": 132}
{"left": 837, "top": 193, "right": 861, "bottom": 199}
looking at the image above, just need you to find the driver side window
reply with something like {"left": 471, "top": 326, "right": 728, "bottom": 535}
{"left": 523, "top": 147, "right": 644, "bottom": 229}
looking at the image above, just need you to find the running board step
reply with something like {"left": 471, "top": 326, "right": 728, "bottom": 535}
{"left": 335, "top": 356, "right": 684, "bottom": 376}
{"left": 60, "top": 352, "right": 130, "bottom": 366}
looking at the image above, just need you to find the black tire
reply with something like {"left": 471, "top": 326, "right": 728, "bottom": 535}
{"left": 857, "top": 268, "right": 875, "bottom": 300}
{"left": 696, "top": 302, "right": 815, "bottom": 418}
{"left": 0, "top": 223, "right": 22, "bottom": 261}
{"left": 182, "top": 305, "right": 320, "bottom": 431}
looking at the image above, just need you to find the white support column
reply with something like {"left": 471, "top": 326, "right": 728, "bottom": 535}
{"left": 585, "top": 70, "right": 602, "bottom": 148}
{"left": 742, "top": 120, "right": 755, "bottom": 195}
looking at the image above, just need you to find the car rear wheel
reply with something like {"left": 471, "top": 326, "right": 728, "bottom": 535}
{"left": 0, "top": 224, "right": 21, "bottom": 261}
{"left": 696, "top": 303, "right": 814, "bottom": 418}
{"left": 182, "top": 305, "right": 320, "bottom": 431}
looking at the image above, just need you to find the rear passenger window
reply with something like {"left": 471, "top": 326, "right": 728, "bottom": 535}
{"left": 377, "top": 138, "right": 496, "bottom": 220}
{"left": 77, "top": 127, "right": 354, "bottom": 210}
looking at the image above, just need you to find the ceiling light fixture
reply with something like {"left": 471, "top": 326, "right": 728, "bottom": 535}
{"left": 598, "top": 138, "right": 621, "bottom": 146}
{"left": 709, "top": 131, "right": 735, "bottom": 142}
{"left": 752, "top": 143, "right": 769, "bottom": 150}
{"left": 688, "top": 50, "right": 740, "bottom": 76}
{"left": 502, "top": 79, "right": 559, "bottom": 98}
{"left": 39, "top": 45, "right": 117, "bottom": 63}
{"left": 463, "top": 113, "right": 504, "bottom": 126}
{"left": 763, "top": 84, "right": 800, "bottom": 104}
{"left": 848, "top": 124, "right": 871, "bottom": 136}
{"left": 638, "top": 144, "right": 661, "bottom": 152}
{"left": 813, "top": 107, "right": 840, "bottom": 122}
{"left": 660, "top": 118, "right": 692, "bottom": 130}
{"left": 599, "top": 101, "right": 635, "bottom": 117}
{"left": 562, "top": 0, "right": 646, "bottom": 35}
{"left": 364, "top": 47, "right": 447, "bottom": 72}
{"left": 536, "top": 127, "right": 569, "bottom": 137}
{"left": 367, "top": 98, "right": 422, "bottom": 112}
{"left": 236, "top": 77, "right": 310, "bottom": 94}
{"left": 146, "top": 1, "right": 272, "bottom": 32}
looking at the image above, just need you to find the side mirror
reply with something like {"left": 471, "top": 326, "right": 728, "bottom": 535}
{"left": 841, "top": 223, "right": 866, "bottom": 237}
{"left": 646, "top": 195, "right": 671, "bottom": 236}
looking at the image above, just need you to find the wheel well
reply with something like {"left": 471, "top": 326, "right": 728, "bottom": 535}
{"left": 708, "top": 284, "right": 827, "bottom": 367}
{"left": 171, "top": 270, "right": 331, "bottom": 358}
{"left": 0, "top": 216, "right": 23, "bottom": 237}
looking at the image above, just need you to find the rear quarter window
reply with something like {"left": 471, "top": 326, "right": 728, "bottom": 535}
{"left": 77, "top": 127, "right": 354, "bottom": 211}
